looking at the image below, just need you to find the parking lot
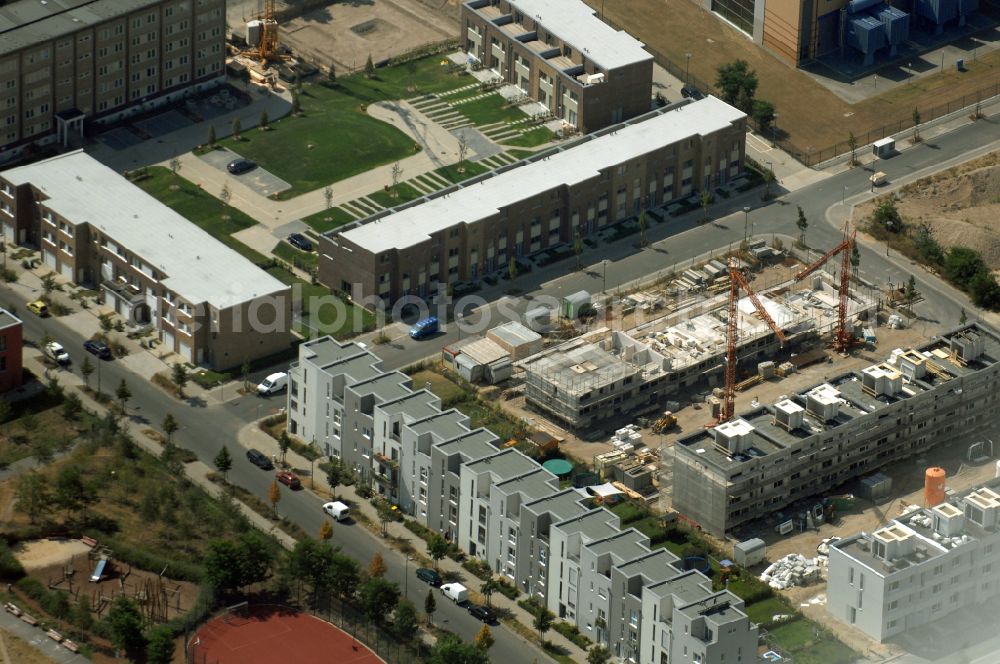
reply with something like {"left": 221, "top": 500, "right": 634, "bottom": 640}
{"left": 198, "top": 146, "right": 291, "bottom": 197}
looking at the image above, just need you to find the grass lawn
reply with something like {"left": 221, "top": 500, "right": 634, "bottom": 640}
{"left": 455, "top": 94, "right": 529, "bottom": 125}
{"left": 367, "top": 181, "right": 425, "bottom": 208}
{"left": 502, "top": 126, "right": 555, "bottom": 148}
{"left": 265, "top": 266, "right": 374, "bottom": 339}
{"left": 435, "top": 160, "right": 491, "bottom": 184}
{"left": 131, "top": 166, "right": 268, "bottom": 264}
{"left": 744, "top": 596, "right": 794, "bottom": 625}
{"left": 272, "top": 240, "right": 318, "bottom": 271}
{"left": 789, "top": 637, "right": 858, "bottom": 664}
{"left": 455, "top": 400, "right": 525, "bottom": 441}
{"left": 212, "top": 58, "right": 470, "bottom": 197}
{"left": 507, "top": 148, "right": 537, "bottom": 160}
{"left": 767, "top": 619, "right": 816, "bottom": 651}
{"left": 301, "top": 206, "right": 357, "bottom": 234}
{"left": 0, "top": 398, "right": 92, "bottom": 468}
{"left": 409, "top": 370, "right": 470, "bottom": 405}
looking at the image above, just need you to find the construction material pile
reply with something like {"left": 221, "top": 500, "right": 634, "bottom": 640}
{"left": 759, "top": 553, "right": 826, "bottom": 590}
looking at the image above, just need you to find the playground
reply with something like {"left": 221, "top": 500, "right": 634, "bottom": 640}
{"left": 189, "top": 604, "right": 382, "bottom": 664}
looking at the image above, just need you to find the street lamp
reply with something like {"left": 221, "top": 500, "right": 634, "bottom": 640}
{"left": 404, "top": 554, "right": 414, "bottom": 596}
{"left": 742, "top": 206, "right": 750, "bottom": 243}
{"left": 684, "top": 53, "right": 692, "bottom": 85}
{"left": 602, "top": 259, "right": 608, "bottom": 293}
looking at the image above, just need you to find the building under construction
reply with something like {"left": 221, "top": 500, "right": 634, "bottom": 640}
{"left": 672, "top": 322, "right": 1000, "bottom": 536}
{"left": 520, "top": 266, "right": 877, "bottom": 430}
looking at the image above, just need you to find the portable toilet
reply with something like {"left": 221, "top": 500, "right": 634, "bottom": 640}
{"left": 873, "top": 137, "right": 895, "bottom": 158}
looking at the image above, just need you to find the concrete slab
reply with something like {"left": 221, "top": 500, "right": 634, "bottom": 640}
{"left": 453, "top": 125, "right": 503, "bottom": 162}
{"left": 133, "top": 109, "right": 193, "bottom": 138}
{"left": 96, "top": 127, "right": 144, "bottom": 151}
{"left": 198, "top": 146, "right": 291, "bottom": 197}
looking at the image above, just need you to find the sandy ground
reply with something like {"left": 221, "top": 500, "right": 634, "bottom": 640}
{"left": 0, "top": 630, "right": 57, "bottom": 664}
{"left": 858, "top": 150, "right": 1000, "bottom": 269}
{"left": 12, "top": 540, "right": 91, "bottom": 574}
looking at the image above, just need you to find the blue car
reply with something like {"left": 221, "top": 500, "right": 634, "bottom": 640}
{"left": 409, "top": 316, "right": 439, "bottom": 339}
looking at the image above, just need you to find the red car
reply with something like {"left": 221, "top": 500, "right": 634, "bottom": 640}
{"left": 275, "top": 470, "right": 301, "bottom": 489}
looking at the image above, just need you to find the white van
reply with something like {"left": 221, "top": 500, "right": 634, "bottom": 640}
{"left": 440, "top": 582, "right": 469, "bottom": 603}
{"left": 257, "top": 371, "right": 288, "bottom": 396}
{"left": 322, "top": 501, "right": 350, "bottom": 521}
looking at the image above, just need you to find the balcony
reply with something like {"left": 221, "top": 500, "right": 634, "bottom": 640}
{"left": 102, "top": 279, "right": 144, "bottom": 305}
{"left": 373, "top": 472, "right": 395, "bottom": 486}
{"left": 374, "top": 452, "right": 399, "bottom": 469}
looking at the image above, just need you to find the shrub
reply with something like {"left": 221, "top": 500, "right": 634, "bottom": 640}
{"left": 495, "top": 579, "right": 519, "bottom": 600}
{"left": 15, "top": 576, "right": 46, "bottom": 600}
{"left": 462, "top": 558, "right": 492, "bottom": 581}
{"left": 553, "top": 620, "right": 592, "bottom": 649}
{"left": 0, "top": 541, "right": 25, "bottom": 580}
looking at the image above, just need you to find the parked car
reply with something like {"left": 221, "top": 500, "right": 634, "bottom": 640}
{"left": 227, "top": 158, "right": 257, "bottom": 175}
{"left": 408, "top": 316, "right": 439, "bottom": 340}
{"left": 440, "top": 583, "right": 469, "bottom": 604}
{"left": 27, "top": 300, "right": 48, "bottom": 317}
{"left": 287, "top": 233, "right": 313, "bottom": 251}
{"left": 44, "top": 341, "right": 70, "bottom": 365}
{"left": 276, "top": 470, "right": 301, "bottom": 489}
{"left": 246, "top": 448, "right": 274, "bottom": 470}
{"left": 323, "top": 501, "right": 351, "bottom": 521}
{"left": 257, "top": 371, "right": 288, "bottom": 396}
{"left": 83, "top": 339, "right": 112, "bottom": 360}
{"left": 415, "top": 567, "right": 442, "bottom": 587}
{"left": 468, "top": 604, "right": 497, "bottom": 623}
{"left": 681, "top": 85, "right": 704, "bottom": 100}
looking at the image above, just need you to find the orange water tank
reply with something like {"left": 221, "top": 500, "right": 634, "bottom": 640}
{"left": 925, "top": 467, "right": 947, "bottom": 507}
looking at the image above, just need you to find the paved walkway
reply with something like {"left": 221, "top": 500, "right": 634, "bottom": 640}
{"left": 0, "top": 609, "right": 90, "bottom": 664}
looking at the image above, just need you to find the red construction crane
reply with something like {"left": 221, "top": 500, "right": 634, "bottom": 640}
{"left": 794, "top": 228, "right": 857, "bottom": 354}
{"left": 719, "top": 258, "right": 789, "bottom": 424}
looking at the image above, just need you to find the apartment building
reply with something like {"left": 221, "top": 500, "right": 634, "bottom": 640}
{"left": 0, "top": 0, "right": 225, "bottom": 161}
{"left": 672, "top": 323, "right": 1000, "bottom": 536}
{"left": 288, "top": 334, "right": 758, "bottom": 663}
{"left": 319, "top": 97, "right": 746, "bottom": 305}
{"left": 828, "top": 479, "right": 1000, "bottom": 642}
{"left": 461, "top": 0, "right": 653, "bottom": 132}
{"left": 0, "top": 309, "right": 22, "bottom": 393}
{"left": 0, "top": 151, "right": 291, "bottom": 369}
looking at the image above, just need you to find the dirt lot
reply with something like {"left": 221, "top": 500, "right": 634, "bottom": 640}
{"left": 857, "top": 150, "right": 1000, "bottom": 269}
{"left": 0, "top": 630, "right": 56, "bottom": 664}
{"left": 588, "top": 0, "right": 1000, "bottom": 155}
{"left": 12, "top": 539, "right": 91, "bottom": 574}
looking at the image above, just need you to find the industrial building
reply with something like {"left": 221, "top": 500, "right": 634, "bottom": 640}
{"left": 0, "top": 0, "right": 226, "bottom": 161}
{"left": 521, "top": 268, "right": 877, "bottom": 430}
{"left": 672, "top": 323, "right": 1000, "bottom": 536}
{"left": 460, "top": 0, "right": 653, "bottom": 132}
{"left": 318, "top": 96, "right": 746, "bottom": 305}
{"left": 828, "top": 478, "right": 1000, "bottom": 641}
{"left": 287, "top": 335, "right": 759, "bottom": 663}
{"left": 0, "top": 151, "right": 292, "bottom": 368}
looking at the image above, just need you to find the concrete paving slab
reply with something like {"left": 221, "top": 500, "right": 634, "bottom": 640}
{"left": 133, "top": 109, "right": 193, "bottom": 138}
{"left": 453, "top": 125, "right": 503, "bottom": 162}
{"left": 96, "top": 126, "right": 144, "bottom": 151}
{"left": 198, "top": 146, "right": 291, "bottom": 197}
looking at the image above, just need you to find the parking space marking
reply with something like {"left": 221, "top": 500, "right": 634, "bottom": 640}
{"left": 746, "top": 132, "right": 773, "bottom": 154}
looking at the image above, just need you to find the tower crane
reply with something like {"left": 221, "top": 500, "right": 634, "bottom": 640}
{"left": 244, "top": 0, "right": 280, "bottom": 64}
{"left": 794, "top": 228, "right": 857, "bottom": 354}
{"left": 719, "top": 258, "right": 788, "bottom": 424}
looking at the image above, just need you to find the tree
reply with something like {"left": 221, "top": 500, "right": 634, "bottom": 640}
{"left": 751, "top": 99, "right": 775, "bottom": 133}
{"left": 715, "top": 60, "right": 758, "bottom": 112}
{"left": 638, "top": 210, "right": 648, "bottom": 247}
{"left": 480, "top": 576, "right": 500, "bottom": 608}
{"left": 145, "top": 625, "right": 175, "bottom": 664}
{"left": 323, "top": 186, "right": 333, "bottom": 210}
{"left": 424, "top": 588, "right": 437, "bottom": 625}
{"left": 394, "top": 599, "right": 419, "bottom": 639}
{"left": 796, "top": 205, "right": 808, "bottom": 247}
{"left": 169, "top": 158, "right": 182, "bottom": 176}
{"left": 391, "top": 162, "right": 403, "bottom": 197}
{"left": 574, "top": 230, "right": 583, "bottom": 271}
{"left": 328, "top": 63, "right": 337, "bottom": 82}
{"left": 872, "top": 199, "right": 904, "bottom": 233}
{"left": 99, "top": 314, "right": 113, "bottom": 334}
{"left": 330, "top": 551, "right": 361, "bottom": 611}
{"left": 325, "top": 458, "right": 345, "bottom": 499}
{"left": 365, "top": 54, "right": 376, "bottom": 78}
{"left": 943, "top": 247, "right": 987, "bottom": 288}
{"left": 214, "top": 445, "right": 233, "bottom": 480}
{"left": 259, "top": 110, "right": 269, "bottom": 130}
{"left": 904, "top": 275, "right": 917, "bottom": 311}
{"left": 960, "top": 308, "right": 968, "bottom": 324}
{"left": 701, "top": 189, "right": 711, "bottom": 222}
{"left": 268, "top": 479, "right": 281, "bottom": 517}
{"left": 368, "top": 552, "right": 387, "bottom": 578}
{"left": 474, "top": 624, "right": 495, "bottom": 650}
{"left": 62, "top": 392, "right": 82, "bottom": 420}
{"left": 458, "top": 135, "right": 469, "bottom": 173}
{"left": 232, "top": 117, "right": 242, "bottom": 140}
{"left": 207, "top": 125, "right": 216, "bottom": 146}
{"left": 508, "top": 257, "right": 518, "bottom": 281}
{"left": 80, "top": 355, "right": 94, "bottom": 388}
{"left": 291, "top": 91, "right": 301, "bottom": 115}
{"left": 205, "top": 541, "right": 242, "bottom": 592}
{"left": 116, "top": 379, "right": 131, "bottom": 417}
{"left": 376, "top": 499, "right": 394, "bottom": 537}
{"left": 108, "top": 596, "right": 146, "bottom": 660}
{"left": 850, "top": 242, "right": 860, "bottom": 282}
{"left": 533, "top": 605, "right": 554, "bottom": 644}
{"left": 241, "top": 360, "right": 251, "bottom": 392}
{"left": 15, "top": 472, "right": 50, "bottom": 524}
{"left": 278, "top": 430, "right": 291, "bottom": 464}
{"left": 427, "top": 533, "right": 448, "bottom": 569}
{"left": 162, "top": 413, "right": 179, "bottom": 443}
{"left": 762, "top": 166, "right": 776, "bottom": 200}
{"left": 172, "top": 363, "right": 189, "bottom": 397}
{"left": 588, "top": 645, "right": 613, "bottom": 664}
{"left": 220, "top": 183, "right": 232, "bottom": 205}
{"left": 848, "top": 131, "right": 858, "bottom": 167}
{"left": 293, "top": 72, "right": 303, "bottom": 94}
{"left": 319, "top": 519, "right": 333, "bottom": 543}
{"left": 360, "top": 576, "right": 399, "bottom": 623}
{"left": 912, "top": 108, "right": 922, "bottom": 142}
{"left": 428, "top": 634, "right": 489, "bottom": 664}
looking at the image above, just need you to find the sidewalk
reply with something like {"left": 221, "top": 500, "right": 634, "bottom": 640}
{"left": 236, "top": 421, "right": 591, "bottom": 662}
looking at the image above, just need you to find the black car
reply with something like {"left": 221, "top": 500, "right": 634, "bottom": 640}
{"left": 468, "top": 605, "right": 497, "bottom": 623}
{"left": 83, "top": 339, "right": 112, "bottom": 360}
{"left": 227, "top": 158, "right": 257, "bottom": 175}
{"left": 246, "top": 448, "right": 274, "bottom": 470}
{"left": 287, "top": 233, "right": 313, "bottom": 252}
{"left": 415, "top": 567, "right": 442, "bottom": 587}
{"left": 681, "top": 85, "right": 704, "bottom": 100}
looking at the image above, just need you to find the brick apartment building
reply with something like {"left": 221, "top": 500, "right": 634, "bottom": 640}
{"left": 0, "top": 0, "right": 226, "bottom": 163}
{"left": 461, "top": 0, "right": 653, "bottom": 132}
{"left": 319, "top": 96, "right": 746, "bottom": 306}
{"left": 0, "top": 151, "right": 293, "bottom": 369}
{"left": 0, "top": 308, "right": 22, "bottom": 393}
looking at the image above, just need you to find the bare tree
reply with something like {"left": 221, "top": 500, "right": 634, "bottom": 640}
{"left": 220, "top": 183, "right": 232, "bottom": 205}
{"left": 457, "top": 135, "right": 469, "bottom": 173}
{"left": 390, "top": 163, "right": 403, "bottom": 198}
{"left": 323, "top": 186, "right": 333, "bottom": 210}
{"left": 169, "top": 158, "right": 182, "bottom": 175}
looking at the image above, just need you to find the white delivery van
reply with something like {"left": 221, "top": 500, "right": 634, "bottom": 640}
{"left": 257, "top": 371, "right": 288, "bottom": 395}
{"left": 440, "top": 583, "right": 469, "bottom": 603}
{"left": 322, "top": 501, "right": 350, "bottom": 521}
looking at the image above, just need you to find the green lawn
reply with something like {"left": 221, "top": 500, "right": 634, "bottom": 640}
{"left": 367, "top": 181, "right": 425, "bottom": 208}
{"left": 744, "top": 597, "right": 794, "bottom": 625}
{"left": 272, "top": 241, "right": 317, "bottom": 271}
{"left": 265, "top": 266, "right": 374, "bottom": 339}
{"left": 507, "top": 148, "right": 538, "bottom": 160}
{"left": 409, "top": 370, "right": 470, "bottom": 405}
{"left": 502, "top": 126, "right": 555, "bottom": 148}
{"left": 131, "top": 167, "right": 267, "bottom": 264}
{"left": 435, "top": 160, "right": 491, "bottom": 184}
{"left": 455, "top": 94, "right": 529, "bottom": 125}
{"left": 212, "top": 58, "right": 470, "bottom": 197}
{"left": 301, "top": 207, "right": 357, "bottom": 234}
{"left": 767, "top": 619, "right": 816, "bottom": 651}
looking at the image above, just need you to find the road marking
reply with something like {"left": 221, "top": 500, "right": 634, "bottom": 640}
{"left": 746, "top": 132, "right": 772, "bottom": 154}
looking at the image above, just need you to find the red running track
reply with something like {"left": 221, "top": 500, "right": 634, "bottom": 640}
{"left": 191, "top": 605, "right": 382, "bottom": 664}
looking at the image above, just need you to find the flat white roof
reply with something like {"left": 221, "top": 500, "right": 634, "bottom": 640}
{"left": 3, "top": 151, "right": 287, "bottom": 309}
{"left": 500, "top": 0, "right": 651, "bottom": 70}
{"left": 338, "top": 97, "right": 744, "bottom": 254}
